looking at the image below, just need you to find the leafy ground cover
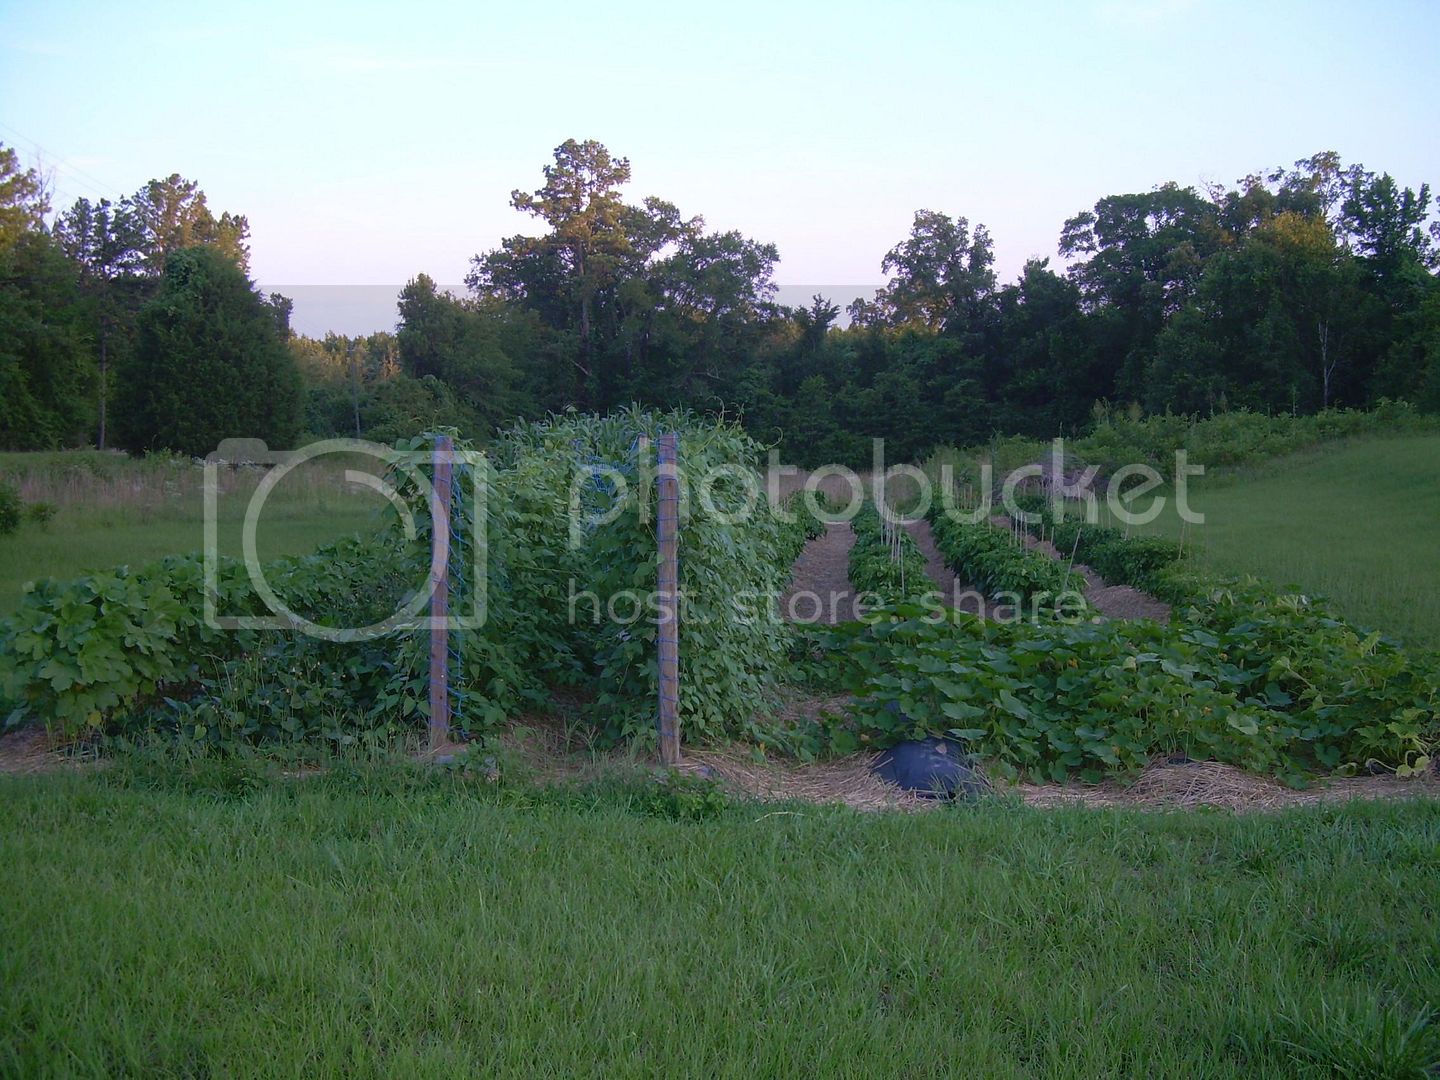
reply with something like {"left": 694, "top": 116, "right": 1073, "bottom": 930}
{"left": 3, "top": 763, "right": 1438, "bottom": 1077}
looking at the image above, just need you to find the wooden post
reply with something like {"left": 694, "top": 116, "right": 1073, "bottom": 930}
{"left": 656, "top": 433, "right": 681, "bottom": 765}
{"left": 428, "top": 435, "right": 454, "bottom": 753}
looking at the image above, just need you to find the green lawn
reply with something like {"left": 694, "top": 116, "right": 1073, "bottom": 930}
{"left": 0, "top": 451, "right": 386, "bottom": 616}
{"left": 2, "top": 766, "right": 1438, "bottom": 1077}
{"left": 1113, "top": 435, "right": 1440, "bottom": 650}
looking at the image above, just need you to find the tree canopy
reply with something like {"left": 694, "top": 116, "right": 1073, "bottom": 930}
{"left": 1, "top": 138, "right": 1437, "bottom": 462}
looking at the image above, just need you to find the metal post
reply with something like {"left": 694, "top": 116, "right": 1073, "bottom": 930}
{"left": 428, "top": 434, "right": 453, "bottom": 753}
{"left": 656, "top": 433, "right": 681, "bottom": 765}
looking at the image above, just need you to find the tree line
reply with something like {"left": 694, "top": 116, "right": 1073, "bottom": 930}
{"left": 2, "top": 139, "right": 1437, "bottom": 463}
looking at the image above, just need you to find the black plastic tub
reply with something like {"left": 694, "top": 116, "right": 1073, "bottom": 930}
{"left": 871, "top": 736, "right": 989, "bottom": 800}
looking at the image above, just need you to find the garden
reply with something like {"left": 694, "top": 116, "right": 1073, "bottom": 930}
{"left": 3, "top": 407, "right": 1440, "bottom": 1075}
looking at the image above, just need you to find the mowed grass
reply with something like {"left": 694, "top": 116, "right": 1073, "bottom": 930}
{"left": 1109, "top": 435, "right": 1440, "bottom": 649}
{"left": 0, "top": 451, "right": 388, "bottom": 616}
{"left": 2, "top": 765, "right": 1439, "bottom": 1077}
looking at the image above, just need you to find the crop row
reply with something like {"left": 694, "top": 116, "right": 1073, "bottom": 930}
{"left": 927, "top": 510, "right": 1088, "bottom": 616}
{"left": 805, "top": 507, "right": 1440, "bottom": 781}
{"left": 847, "top": 507, "right": 931, "bottom": 605}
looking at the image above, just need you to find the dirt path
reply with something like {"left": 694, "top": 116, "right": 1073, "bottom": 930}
{"left": 783, "top": 519, "right": 1006, "bottom": 622}
{"left": 991, "top": 516, "right": 1172, "bottom": 622}
{"left": 903, "top": 519, "right": 991, "bottom": 616}
{"left": 781, "top": 523, "right": 860, "bottom": 624}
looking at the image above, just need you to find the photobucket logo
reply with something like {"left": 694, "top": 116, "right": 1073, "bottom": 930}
{"left": 203, "top": 437, "right": 487, "bottom": 641}
{"left": 565, "top": 436, "right": 1204, "bottom": 538}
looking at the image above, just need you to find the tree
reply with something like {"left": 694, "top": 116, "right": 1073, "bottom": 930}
{"left": 1340, "top": 171, "right": 1434, "bottom": 275}
{"left": 396, "top": 274, "right": 525, "bottom": 431}
{"left": 994, "top": 259, "right": 1098, "bottom": 433}
{"left": 114, "top": 247, "right": 300, "bottom": 456}
{"left": 55, "top": 197, "right": 147, "bottom": 447}
{"left": 129, "top": 174, "right": 251, "bottom": 275}
{"left": 1059, "top": 183, "right": 1219, "bottom": 399}
{"left": 860, "top": 210, "right": 998, "bottom": 343}
{"left": 1148, "top": 212, "right": 1370, "bottom": 413}
{"left": 0, "top": 233, "right": 93, "bottom": 449}
{"left": 471, "top": 140, "right": 633, "bottom": 406}
{"left": 0, "top": 144, "right": 91, "bottom": 449}
{"left": 0, "top": 143, "right": 48, "bottom": 250}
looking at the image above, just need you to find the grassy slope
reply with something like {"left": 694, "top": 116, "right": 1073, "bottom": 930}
{"left": 2, "top": 769, "right": 1438, "bottom": 1077}
{"left": 1121, "top": 435, "right": 1440, "bottom": 649}
{"left": 0, "top": 452, "right": 384, "bottom": 616}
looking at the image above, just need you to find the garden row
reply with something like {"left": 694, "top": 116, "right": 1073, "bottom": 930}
{"left": 847, "top": 505, "right": 929, "bottom": 606}
{"left": 803, "top": 502, "right": 1439, "bottom": 783}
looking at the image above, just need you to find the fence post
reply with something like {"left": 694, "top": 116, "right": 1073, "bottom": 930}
{"left": 656, "top": 432, "right": 681, "bottom": 765}
{"left": 428, "top": 434, "right": 454, "bottom": 753}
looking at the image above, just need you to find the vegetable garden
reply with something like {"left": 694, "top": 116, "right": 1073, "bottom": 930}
{"left": 1, "top": 407, "right": 1438, "bottom": 793}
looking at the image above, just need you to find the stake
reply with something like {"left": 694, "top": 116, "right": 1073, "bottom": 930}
{"left": 657, "top": 432, "right": 681, "bottom": 766}
{"left": 428, "top": 434, "right": 453, "bottom": 753}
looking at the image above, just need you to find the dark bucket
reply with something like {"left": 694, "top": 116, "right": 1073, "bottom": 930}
{"left": 872, "top": 736, "right": 988, "bottom": 800}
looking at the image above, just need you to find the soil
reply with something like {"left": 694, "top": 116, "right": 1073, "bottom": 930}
{"left": 990, "top": 515, "right": 1173, "bottom": 622}
{"left": 780, "top": 522, "right": 861, "bottom": 624}
{"left": 781, "top": 519, "right": 1004, "bottom": 624}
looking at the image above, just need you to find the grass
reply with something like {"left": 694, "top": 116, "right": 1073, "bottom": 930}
{"left": 2, "top": 763, "right": 1438, "bottom": 1076}
{"left": 1115, "top": 434, "right": 1440, "bottom": 649}
{"left": 0, "top": 450, "right": 388, "bottom": 616}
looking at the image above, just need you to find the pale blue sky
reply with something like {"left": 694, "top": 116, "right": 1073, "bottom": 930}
{"left": 3, "top": 0, "right": 1437, "bottom": 336}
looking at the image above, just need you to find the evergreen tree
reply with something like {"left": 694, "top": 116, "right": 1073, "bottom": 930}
{"left": 114, "top": 247, "right": 301, "bottom": 456}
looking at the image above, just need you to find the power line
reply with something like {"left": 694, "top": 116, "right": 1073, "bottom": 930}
{"left": 0, "top": 118, "right": 129, "bottom": 205}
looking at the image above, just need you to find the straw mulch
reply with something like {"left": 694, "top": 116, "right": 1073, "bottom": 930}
{"left": 683, "top": 745, "right": 1437, "bottom": 814}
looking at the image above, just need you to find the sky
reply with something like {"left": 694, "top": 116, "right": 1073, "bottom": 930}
{"left": 2, "top": 0, "right": 1438, "bottom": 337}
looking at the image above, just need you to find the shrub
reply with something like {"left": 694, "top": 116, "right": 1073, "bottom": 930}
{"left": 0, "top": 480, "right": 19, "bottom": 535}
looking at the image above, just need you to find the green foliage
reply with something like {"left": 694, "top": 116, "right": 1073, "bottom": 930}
{"left": 928, "top": 509, "right": 1087, "bottom": 615}
{"left": 1046, "top": 520, "right": 1183, "bottom": 595}
{"left": 113, "top": 246, "right": 302, "bottom": 457}
{"left": 1074, "top": 400, "right": 1437, "bottom": 476}
{"left": 805, "top": 593, "right": 1440, "bottom": 783}
{"left": 0, "top": 232, "right": 95, "bottom": 450}
{"left": 494, "top": 408, "right": 796, "bottom": 744}
{"left": 1013, "top": 502, "right": 1440, "bottom": 778}
{"left": 848, "top": 505, "right": 930, "bottom": 604}
{"left": 23, "top": 500, "right": 55, "bottom": 528}
{"left": 0, "top": 535, "right": 422, "bottom": 740}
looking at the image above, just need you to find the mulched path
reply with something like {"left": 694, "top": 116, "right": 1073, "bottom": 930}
{"left": 781, "top": 518, "right": 1005, "bottom": 622}
{"left": 780, "top": 522, "right": 860, "bottom": 624}
{"left": 0, "top": 728, "right": 72, "bottom": 774}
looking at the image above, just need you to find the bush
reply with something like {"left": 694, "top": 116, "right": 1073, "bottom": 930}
{"left": 0, "top": 480, "right": 19, "bottom": 535}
